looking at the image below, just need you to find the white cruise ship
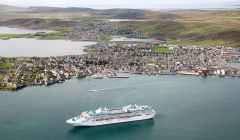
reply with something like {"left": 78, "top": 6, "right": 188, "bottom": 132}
{"left": 66, "top": 104, "right": 156, "bottom": 126}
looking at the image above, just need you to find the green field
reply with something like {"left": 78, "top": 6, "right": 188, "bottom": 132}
{"left": 100, "top": 34, "right": 112, "bottom": 41}
{"left": 0, "top": 73, "right": 3, "bottom": 81}
{"left": 0, "top": 32, "right": 64, "bottom": 40}
{"left": 0, "top": 62, "right": 12, "bottom": 68}
{"left": 153, "top": 46, "right": 173, "bottom": 53}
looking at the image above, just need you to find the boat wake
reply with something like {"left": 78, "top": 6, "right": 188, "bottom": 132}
{"left": 88, "top": 81, "right": 173, "bottom": 92}
{"left": 88, "top": 86, "right": 132, "bottom": 92}
{"left": 89, "top": 89, "right": 110, "bottom": 92}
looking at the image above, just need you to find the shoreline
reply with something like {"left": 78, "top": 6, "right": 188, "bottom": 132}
{"left": 1, "top": 72, "right": 240, "bottom": 92}
{"left": 1, "top": 26, "right": 240, "bottom": 91}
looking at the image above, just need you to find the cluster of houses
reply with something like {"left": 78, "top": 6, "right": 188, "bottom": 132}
{"left": 85, "top": 41, "right": 240, "bottom": 75}
{"left": 0, "top": 40, "right": 240, "bottom": 90}
{"left": 63, "top": 21, "right": 144, "bottom": 41}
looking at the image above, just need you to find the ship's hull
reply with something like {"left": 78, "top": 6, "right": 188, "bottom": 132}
{"left": 72, "top": 109, "right": 155, "bottom": 127}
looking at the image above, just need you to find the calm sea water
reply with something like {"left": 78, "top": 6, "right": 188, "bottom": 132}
{"left": 0, "top": 38, "right": 97, "bottom": 57}
{"left": 0, "top": 27, "right": 97, "bottom": 57}
{"left": 0, "top": 75, "right": 240, "bottom": 140}
{"left": 0, "top": 27, "right": 55, "bottom": 34}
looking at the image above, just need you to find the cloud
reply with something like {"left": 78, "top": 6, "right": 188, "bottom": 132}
{"left": 0, "top": 0, "right": 236, "bottom": 8}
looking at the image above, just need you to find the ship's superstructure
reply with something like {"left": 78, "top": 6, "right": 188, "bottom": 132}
{"left": 66, "top": 104, "right": 155, "bottom": 126}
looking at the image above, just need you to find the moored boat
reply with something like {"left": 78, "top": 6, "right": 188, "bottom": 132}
{"left": 89, "top": 74, "right": 104, "bottom": 79}
{"left": 107, "top": 73, "right": 129, "bottom": 78}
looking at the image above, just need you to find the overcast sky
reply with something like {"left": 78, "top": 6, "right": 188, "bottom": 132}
{"left": 0, "top": 0, "right": 238, "bottom": 9}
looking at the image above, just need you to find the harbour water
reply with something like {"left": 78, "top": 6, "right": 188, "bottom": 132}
{"left": 0, "top": 38, "right": 97, "bottom": 57}
{"left": 0, "top": 75, "right": 240, "bottom": 140}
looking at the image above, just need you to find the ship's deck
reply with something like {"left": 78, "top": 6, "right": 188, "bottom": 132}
{"left": 84, "top": 104, "right": 151, "bottom": 117}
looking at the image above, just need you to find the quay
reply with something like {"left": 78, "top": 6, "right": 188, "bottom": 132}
{"left": 177, "top": 71, "right": 200, "bottom": 76}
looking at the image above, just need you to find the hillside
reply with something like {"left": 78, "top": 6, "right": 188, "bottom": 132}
{"left": 117, "top": 10, "right": 240, "bottom": 47}
{"left": 0, "top": 4, "right": 239, "bottom": 47}
{"left": 0, "top": 4, "right": 28, "bottom": 12}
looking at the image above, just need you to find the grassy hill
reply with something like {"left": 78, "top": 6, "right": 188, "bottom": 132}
{"left": 0, "top": 4, "right": 28, "bottom": 12}
{"left": 117, "top": 10, "right": 240, "bottom": 47}
{"left": 0, "top": 4, "right": 239, "bottom": 47}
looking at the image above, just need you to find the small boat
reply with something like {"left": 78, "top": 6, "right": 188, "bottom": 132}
{"left": 177, "top": 71, "right": 200, "bottom": 76}
{"left": 107, "top": 73, "right": 129, "bottom": 78}
{"left": 89, "top": 74, "right": 104, "bottom": 79}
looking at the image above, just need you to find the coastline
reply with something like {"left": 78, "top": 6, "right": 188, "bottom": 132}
{"left": 1, "top": 71, "right": 240, "bottom": 91}
{"left": 0, "top": 26, "right": 240, "bottom": 91}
